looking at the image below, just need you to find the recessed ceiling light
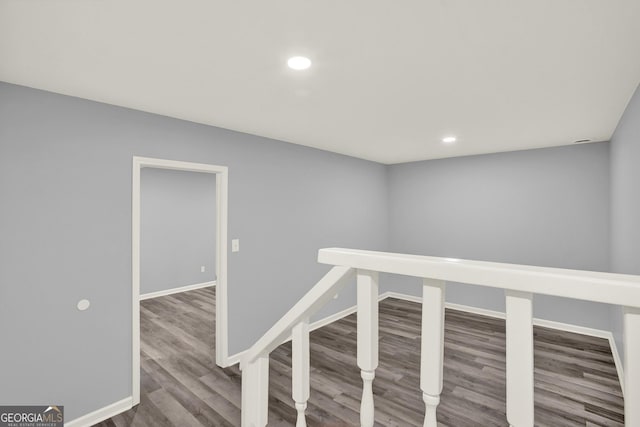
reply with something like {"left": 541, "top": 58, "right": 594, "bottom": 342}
{"left": 442, "top": 136, "right": 457, "bottom": 144}
{"left": 287, "top": 56, "right": 312, "bottom": 70}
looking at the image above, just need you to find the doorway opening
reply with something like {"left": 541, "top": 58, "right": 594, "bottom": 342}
{"left": 131, "top": 157, "right": 230, "bottom": 406}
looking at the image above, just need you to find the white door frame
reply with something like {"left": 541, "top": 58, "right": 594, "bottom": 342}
{"left": 132, "top": 156, "right": 230, "bottom": 406}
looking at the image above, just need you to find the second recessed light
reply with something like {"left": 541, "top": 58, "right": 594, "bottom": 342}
{"left": 442, "top": 136, "right": 457, "bottom": 144}
{"left": 287, "top": 56, "right": 312, "bottom": 70}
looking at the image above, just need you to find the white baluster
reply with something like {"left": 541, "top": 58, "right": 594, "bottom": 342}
{"left": 357, "top": 270, "right": 379, "bottom": 427}
{"left": 505, "top": 290, "right": 534, "bottom": 427}
{"left": 420, "top": 278, "right": 446, "bottom": 427}
{"left": 624, "top": 306, "right": 640, "bottom": 426}
{"left": 241, "top": 356, "right": 269, "bottom": 427}
{"left": 292, "top": 320, "right": 310, "bottom": 427}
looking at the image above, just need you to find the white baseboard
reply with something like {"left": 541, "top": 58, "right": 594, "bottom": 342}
{"left": 229, "top": 304, "right": 360, "bottom": 367}
{"left": 65, "top": 396, "right": 132, "bottom": 427}
{"left": 140, "top": 280, "right": 216, "bottom": 300}
{"left": 381, "top": 291, "right": 422, "bottom": 304}
{"left": 383, "top": 291, "right": 613, "bottom": 338}
{"left": 532, "top": 317, "right": 609, "bottom": 339}
{"left": 382, "top": 291, "right": 506, "bottom": 319}
{"left": 384, "top": 291, "right": 508, "bottom": 320}
{"left": 226, "top": 349, "right": 248, "bottom": 366}
{"left": 310, "top": 305, "right": 358, "bottom": 332}
{"left": 66, "top": 289, "right": 627, "bottom": 426}
{"left": 380, "top": 291, "right": 625, "bottom": 392}
{"left": 533, "top": 316, "right": 624, "bottom": 394}
{"left": 232, "top": 293, "right": 506, "bottom": 367}
{"left": 227, "top": 290, "right": 626, "bottom": 395}
{"left": 269, "top": 305, "right": 361, "bottom": 352}
{"left": 445, "top": 301, "right": 506, "bottom": 319}
{"left": 609, "top": 335, "right": 625, "bottom": 395}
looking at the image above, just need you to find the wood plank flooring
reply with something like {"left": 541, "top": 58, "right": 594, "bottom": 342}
{"left": 95, "top": 287, "right": 624, "bottom": 426}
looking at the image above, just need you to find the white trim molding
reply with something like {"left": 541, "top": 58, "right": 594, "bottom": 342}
{"left": 382, "top": 291, "right": 507, "bottom": 320}
{"left": 227, "top": 349, "right": 249, "bottom": 366}
{"left": 65, "top": 397, "right": 132, "bottom": 427}
{"left": 310, "top": 304, "right": 358, "bottom": 332}
{"left": 609, "top": 335, "right": 625, "bottom": 395}
{"left": 236, "top": 290, "right": 624, "bottom": 368}
{"left": 140, "top": 281, "right": 216, "bottom": 301}
{"left": 379, "top": 291, "right": 625, "bottom": 393}
{"left": 445, "top": 301, "right": 505, "bottom": 320}
{"left": 132, "top": 156, "right": 230, "bottom": 407}
{"left": 533, "top": 317, "right": 611, "bottom": 340}
{"left": 382, "top": 291, "right": 422, "bottom": 305}
{"left": 228, "top": 304, "right": 360, "bottom": 366}
{"left": 229, "top": 289, "right": 625, "bottom": 391}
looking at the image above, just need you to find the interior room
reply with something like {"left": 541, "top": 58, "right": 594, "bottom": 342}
{"left": 1, "top": 1, "right": 639, "bottom": 426}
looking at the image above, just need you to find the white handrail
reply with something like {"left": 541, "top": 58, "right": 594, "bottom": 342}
{"left": 241, "top": 248, "right": 640, "bottom": 427}
{"left": 241, "top": 265, "right": 354, "bottom": 427}
{"left": 318, "top": 248, "right": 640, "bottom": 307}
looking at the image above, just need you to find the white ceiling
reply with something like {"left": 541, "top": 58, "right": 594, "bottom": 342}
{"left": 1, "top": 1, "right": 639, "bottom": 164}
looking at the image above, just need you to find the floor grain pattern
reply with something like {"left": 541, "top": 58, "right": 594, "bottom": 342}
{"left": 95, "top": 287, "right": 624, "bottom": 427}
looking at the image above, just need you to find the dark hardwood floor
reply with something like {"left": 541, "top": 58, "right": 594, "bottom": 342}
{"left": 95, "top": 287, "right": 624, "bottom": 427}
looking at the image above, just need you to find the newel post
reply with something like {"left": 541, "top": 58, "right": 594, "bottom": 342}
{"left": 420, "top": 278, "right": 446, "bottom": 427}
{"left": 505, "top": 290, "right": 534, "bottom": 427}
{"left": 624, "top": 306, "right": 640, "bottom": 426}
{"left": 241, "top": 356, "right": 269, "bottom": 427}
{"left": 357, "top": 269, "right": 379, "bottom": 427}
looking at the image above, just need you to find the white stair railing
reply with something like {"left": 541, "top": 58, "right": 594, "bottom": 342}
{"left": 241, "top": 265, "right": 355, "bottom": 427}
{"left": 240, "top": 248, "right": 640, "bottom": 427}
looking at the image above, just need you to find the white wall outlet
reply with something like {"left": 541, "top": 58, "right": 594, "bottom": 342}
{"left": 201, "top": 266, "right": 206, "bottom": 273}
{"left": 232, "top": 239, "right": 240, "bottom": 252}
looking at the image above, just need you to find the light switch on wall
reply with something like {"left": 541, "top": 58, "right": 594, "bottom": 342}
{"left": 201, "top": 266, "right": 206, "bottom": 273}
{"left": 232, "top": 239, "right": 240, "bottom": 252}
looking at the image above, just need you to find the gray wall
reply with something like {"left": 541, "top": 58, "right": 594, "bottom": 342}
{"left": 610, "top": 83, "right": 640, "bottom": 364}
{"left": 0, "top": 79, "right": 629, "bottom": 422}
{"left": 386, "top": 143, "right": 612, "bottom": 330}
{"left": 0, "top": 82, "right": 388, "bottom": 420}
{"left": 141, "top": 168, "right": 216, "bottom": 295}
